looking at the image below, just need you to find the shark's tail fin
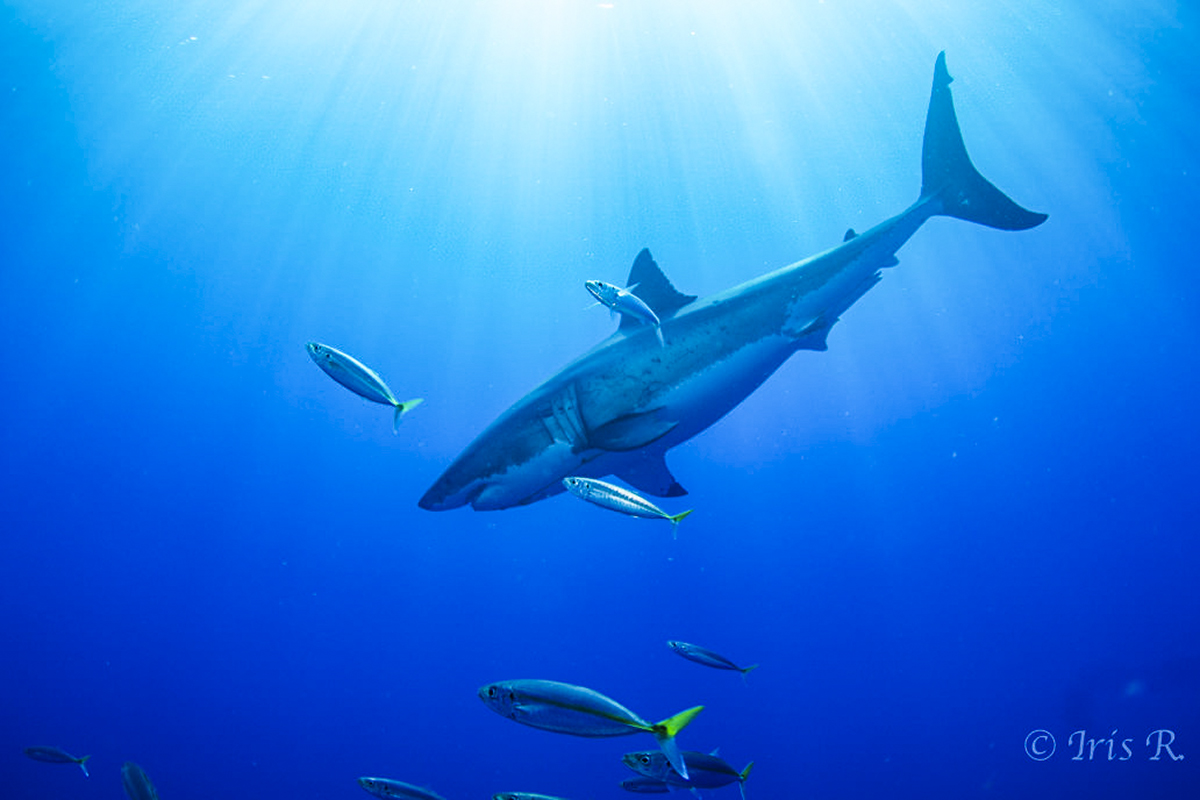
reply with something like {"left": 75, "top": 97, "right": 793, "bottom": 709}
{"left": 920, "top": 52, "right": 1047, "bottom": 231}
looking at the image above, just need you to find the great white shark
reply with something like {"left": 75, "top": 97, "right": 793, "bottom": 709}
{"left": 420, "top": 52, "right": 1047, "bottom": 513}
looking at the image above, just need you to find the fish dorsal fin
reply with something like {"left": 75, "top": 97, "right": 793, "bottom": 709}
{"left": 620, "top": 249, "right": 696, "bottom": 332}
{"left": 843, "top": 228, "right": 858, "bottom": 241}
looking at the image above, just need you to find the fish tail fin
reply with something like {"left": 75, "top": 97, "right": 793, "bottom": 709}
{"left": 392, "top": 397, "right": 425, "bottom": 433}
{"left": 739, "top": 663, "right": 759, "bottom": 684}
{"left": 78, "top": 755, "right": 91, "bottom": 778}
{"left": 736, "top": 762, "right": 754, "bottom": 800}
{"left": 667, "top": 509, "right": 693, "bottom": 539}
{"left": 653, "top": 705, "right": 704, "bottom": 779}
{"left": 920, "top": 52, "right": 1047, "bottom": 231}
{"left": 655, "top": 704, "right": 704, "bottom": 738}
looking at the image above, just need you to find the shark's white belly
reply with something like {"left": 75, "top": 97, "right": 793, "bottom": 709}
{"left": 464, "top": 441, "right": 585, "bottom": 511}
{"left": 652, "top": 332, "right": 798, "bottom": 449}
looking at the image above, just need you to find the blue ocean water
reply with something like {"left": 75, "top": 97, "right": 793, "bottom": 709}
{"left": 2, "top": 1, "right": 1198, "bottom": 798}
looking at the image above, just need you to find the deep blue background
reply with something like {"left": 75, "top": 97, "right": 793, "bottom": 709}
{"left": 2, "top": 2, "right": 1198, "bottom": 798}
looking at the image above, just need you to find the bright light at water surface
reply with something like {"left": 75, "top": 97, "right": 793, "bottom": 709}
{"left": 7, "top": 0, "right": 1188, "bottom": 455}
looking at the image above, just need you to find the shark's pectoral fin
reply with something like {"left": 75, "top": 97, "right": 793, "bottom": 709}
{"left": 589, "top": 409, "right": 678, "bottom": 452}
{"left": 614, "top": 451, "right": 688, "bottom": 498}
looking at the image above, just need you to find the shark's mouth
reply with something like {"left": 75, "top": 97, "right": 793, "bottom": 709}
{"left": 416, "top": 486, "right": 460, "bottom": 511}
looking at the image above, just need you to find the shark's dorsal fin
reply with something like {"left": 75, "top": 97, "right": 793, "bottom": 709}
{"left": 613, "top": 451, "right": 687, "bottom": 498}
{"left": 620, "top": 249, "right": 697, "bottom": 332}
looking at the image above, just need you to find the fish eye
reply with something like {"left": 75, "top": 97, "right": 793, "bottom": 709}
{"left": 487, "top": 687, "right": 496, "bottom": 697}
{"left": 640, "top": 755, "right": 651, "bottom": 765}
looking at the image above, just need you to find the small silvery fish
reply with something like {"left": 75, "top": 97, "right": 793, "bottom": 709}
{"left": 493, "top": 794, "right": 572, "bottom": 800}
{"left": 478, "top": 678, "right": 703, "bottom": 779}
{"left": 306, "top": 342, "right": 423, "bottom": 433}
{"left": 23, "top": 746, "right": 91, "bottom": 777}
{"left": 358, "top": 776, "right": 447, "bottom": 800}
{"left": 585, "top": 280, "right": 663, "bottom": 344}
{"left": 562, "top": 477, "right": 692, "bottom": 537}
{"left": 667, "top": 640, "right": 758, "bottom": 680}
{"left": 121, "top": 761, "right": 159, "bottom": 800}
{"left": 622, "top": 750, "right": 755, "bottom": 800}
{"left": 619, "top": 777, "right": 672, "bottom": 794}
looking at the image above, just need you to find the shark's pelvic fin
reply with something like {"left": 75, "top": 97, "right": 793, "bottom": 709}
{"left": 787, "top": 270, "right": 882, "bottom": 349}
{"left": 620, "top": 249, "right": 697, "bottom": 333}
{"left": 614, "top": 451, "right": 688, "bottom": 497}
{"left": 794, "top": 318, "right": 833, "bottom": 352}
{"left": 921, "top": 52, "right": 1047, "bottom": 231}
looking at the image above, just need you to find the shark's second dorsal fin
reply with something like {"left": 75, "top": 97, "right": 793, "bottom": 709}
{"left": 620, "top": 249, "right": 697, "bottom": 332}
